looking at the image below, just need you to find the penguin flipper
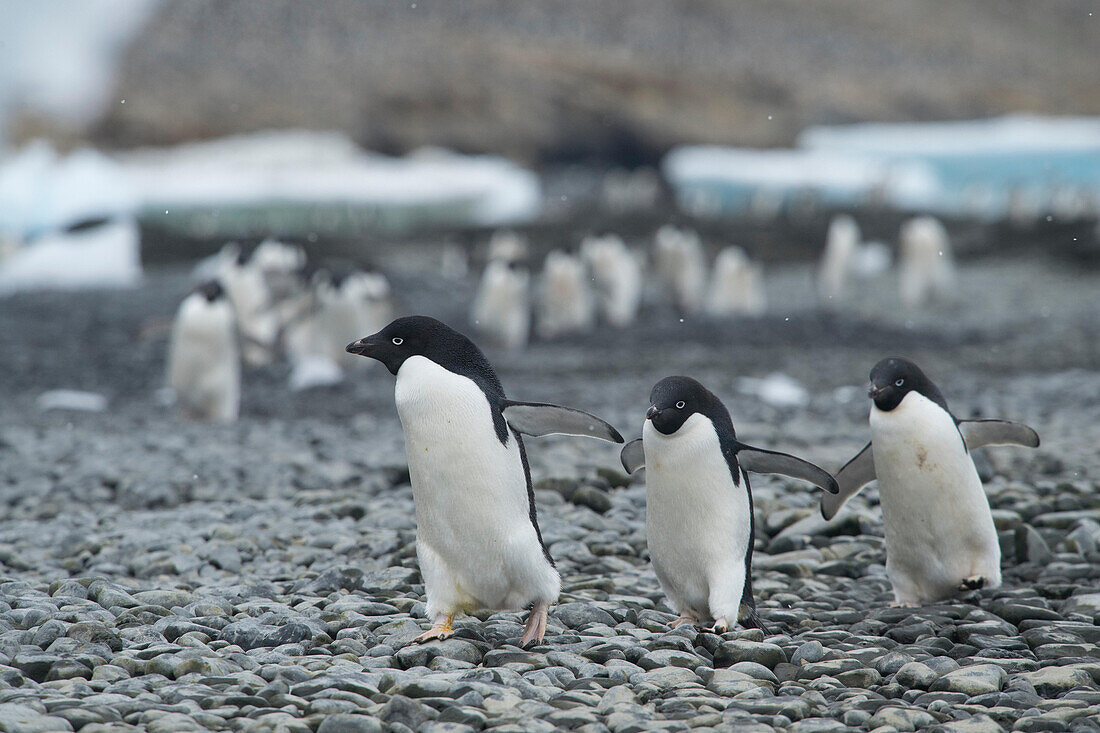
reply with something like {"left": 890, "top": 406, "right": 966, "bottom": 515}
{"left": 735, "top": 444, "right": 839, "bottom": 495}
{"left": 820, "top": 442, "right": 875, "bottom": 521}
{"left": 620, "top": 438, "right": 645, "bottom": 474}
{"left": 502, "top": 401, "right": 624, "bottom": 443}
{"left": 959, "top": 419, "right": 1040, "bottom": 450}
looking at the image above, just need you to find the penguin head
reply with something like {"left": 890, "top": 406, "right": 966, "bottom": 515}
{"left": 646, "top": 375, "right": 729, "bottom": 436}
{"left": 195, "top": 279, "right": 225, "bottom": 303}
{"left": 346, "top": 316, "right": 475, "bottom": 376}
{"left": 868, "top": 357, "right": 948, "bottom": 412}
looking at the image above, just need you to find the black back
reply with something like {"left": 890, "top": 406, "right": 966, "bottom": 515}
{"left": 351, "top": 316, "right": 552, "bottom": 564}
{"left": 869, "top": 357, "right": 950, "bottom": 414}
{"left": 647, "top": 375, "right": 760, "bottom": 624}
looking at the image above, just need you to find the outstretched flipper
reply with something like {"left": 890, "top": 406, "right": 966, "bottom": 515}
{"left": 502, "top": 401, "right": 624, "bottom": 443}
{"left": 620, "top": 438, "right": 645, "bottom": 474}
{"left": 959, "top": 419, "right": 1040, "bottom": 450}
{"left": 735, "top": 444, "right": 839, "bottom": 495}
{"left": 820, "top": 442, "right": 875, "bottom": 520}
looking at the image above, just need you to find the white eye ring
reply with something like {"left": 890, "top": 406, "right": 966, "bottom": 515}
{"left": 895, "top": 379, "right": 904, "bottom": 387}
{"left": 675, "top": 401, "right": 686, "bottom": 409}
{"left": 392, "top": 337, "right": 403, "bottom": 345}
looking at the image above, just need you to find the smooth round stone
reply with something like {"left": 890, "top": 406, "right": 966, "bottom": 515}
{"left": 792, "top": 641, "right": 825, "bottom": 665}
{"left": 895, "top": 661, "right": 939, "bottom": 690}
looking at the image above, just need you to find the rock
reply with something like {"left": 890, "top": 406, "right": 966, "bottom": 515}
{"left": 0, "top": 703, "right": 75, "bottom": 733}
{"left": 306, "top": 566, "right": 365, "bottom": 593}
{"left": 930, "top": 664, "right": 1007, "bottom": 696}
{"left": 1016, "top": 667, "right": 1095, "bottom": 697}
{"left": 713, "top": 640, "right": 787, "bottom": 669}
{"left": 1062, "top": 593, "right": 1100, "bottom": 618}
{"left": 1015, "top": 525, "right": 1053, "bottom": 564}
{"left": 895, "top": 661, "right": 939, "bottom": 689}
{"left": 132, "top": 589, "right": 194, "bottom": 608}
{"left": 219, "top": 619, "right": 315, "bottom": 650}
{"left": 554, "top": 602, "right": 615, "bottom": 629}
{"left": 936, "top": 713, "right": 1006, "bottom": 732}
{"left": 791, "top": 641, "right": 824, "bottom": 665}
{"left": 868, "top": 706, "right": 937, "bottom": 731}
{"left": 317, "top": 715, "right": 384, "bottom": 733}
{"left": 379, "top": 695, "right": 431, "bottom": 729}
{"left": 570, "top": 486, "right": 612, "bottom": 514}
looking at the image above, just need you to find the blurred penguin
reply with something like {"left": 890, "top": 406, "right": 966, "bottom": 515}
{"left": 283, "top": 266, "right": 393, "bottom": 388}
{"left": 536, "top": 250, "right": 596, "bottom": 339}
{"left": 704, "top": 246, "right": 766, "bottom": 317}
{"left": 898, "top": 216, "right": 955, "bottom": 308}
{"left": 653, "top": 225, "right": 706, "bottom": 315}
{"left": 471, "top": 260, "right": 530, "bottom": 350}
{"left": 166, "top": 280, "right": 240, "bottom": 421}
{"left": 487, "top": 229, "right": 528, "bottom": 265}
{"left": 580, "top": 233, "right": 643, "bottom": 327}
{"left": 818, "top": 215, "right": 860, "bottom": 302}
{"left": 600, "top": 168, "right": 661, "bottom": 214}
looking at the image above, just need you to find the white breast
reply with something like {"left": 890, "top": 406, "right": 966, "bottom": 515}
{"left": 643, "top": 414, "right": 751, "bottom": 623}
{"left": 394, "top": 356, "right": 558, "bottom": 614}
{"left": 870, "top": 391, "right": 1000, "bottom": 603}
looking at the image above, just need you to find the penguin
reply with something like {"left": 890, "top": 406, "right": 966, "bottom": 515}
{"left": 486, "top": 229, "right": 529, "bottom": 265}
{"left": 898, "top": 216, "right": 955, "bottom": 309}
{"left": 704, "top": 246, "right": 766, "bottom": 317}
{"left": 820, "top": 357, "right": 1040, "bottom": 605}
{"left": 346, "top": 316, "right": 624, "bottom": 645}
{"left": 535, "top": 250, "right": 596, "bottom": 339}
{"left": 620, "top": 376, "right": 839, "bottom": 632}
{"left": 166, "top": 280, "right": 241, "bottom": 421}
{"left": 470, "top": 259, "right": 531, "bottom": 350}
{"left": 818, "top": 215, "right": 860, "bottom": 302}
{"left": 580, "top": 234, "right": 643, "bottom": 327}
{"left": 653, "top": 225, "right": 706, "bottom": 315}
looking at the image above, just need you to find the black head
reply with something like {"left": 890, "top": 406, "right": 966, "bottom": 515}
{"left": 195, "top": 279, "right": 225, "bottom": 302}
{"left": 346, "top": 316, "right": 504, "bottom": 391}
{"left": 868, "top": 357, "right": 948, "bottom": 412}
{"left": 646, "top": 376, "right": 732, "bottom": 436}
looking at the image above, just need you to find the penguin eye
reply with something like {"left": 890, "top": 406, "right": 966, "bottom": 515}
{"left": 392, "top": 337, "right": 403, "bottom": 346}
{"left": 675, "top": 401, "right": 686, "bottom": 409}
{"left": 895, "top": 378, "right": 904, "bottom": 387}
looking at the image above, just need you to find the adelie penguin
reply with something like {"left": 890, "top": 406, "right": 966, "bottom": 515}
{"left": 346, "top": 316, "right": 623, "bottom": 645}
{"left": 620, "top": 376, "right": 839, "bottom": 632}
{"left": 820, "top": 357, "right": 1040, "bottom": 605}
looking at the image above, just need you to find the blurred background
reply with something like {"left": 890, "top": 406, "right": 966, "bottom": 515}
{"left": 0, "top": 0, "right": 1098, "bottom": 431}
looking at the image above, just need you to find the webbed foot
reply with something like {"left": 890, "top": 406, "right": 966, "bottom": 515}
{"left": 414, "top": 614, "right": 454, "bottom": 644}
{"left": 520, "top": 603, "right": 549, "bottom": 647}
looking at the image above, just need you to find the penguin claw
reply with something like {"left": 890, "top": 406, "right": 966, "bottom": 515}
{"left": 669, "top": 614, "right": 697, "bottom": 630}
{"left": 520, "top": 603, "right": 549, "bottom": 647}
{"left": 413, "top": 616, "right": 455, "bottom": 644}
{"left": 959, "top": 576, "right": 985, "bottom": 592}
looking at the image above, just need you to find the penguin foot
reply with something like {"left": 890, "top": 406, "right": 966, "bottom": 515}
{"left": 669, "top": 614, "right": 697, "bottom": 629}
{"left": 520, "top": 603, "right": 549, "bottom": 647}
{"left": 959, "top": 575, "right": 985, "bottom": 592}
{"left": 712, "top": 619, "right": 729, "bottom": 634}
{"left": 889, "top": 601, "right": 920, "bottom": 608}
{"left": 413, "top": 615, "right": 455, "bottom": 644}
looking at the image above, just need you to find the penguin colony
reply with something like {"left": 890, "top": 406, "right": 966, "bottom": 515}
{"left": 165, "top": 238, "right": 395, "bottom": 418}
{"left": 165, "top": 217, "right": 1039, "bottom": 644}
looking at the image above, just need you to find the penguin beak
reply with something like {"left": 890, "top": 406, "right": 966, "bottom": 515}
{"left": 646, "top": 405, "right": 660, "bottom": 420}
{"left": 868, "top": 385, "right": 884, "bottom": 400}
{"left": 345, "top": 336, "right": 376, "bottom": 356}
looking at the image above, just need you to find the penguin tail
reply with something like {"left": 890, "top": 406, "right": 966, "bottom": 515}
{"left": 739, "top": 605, "right": 770, "bottom": 635}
